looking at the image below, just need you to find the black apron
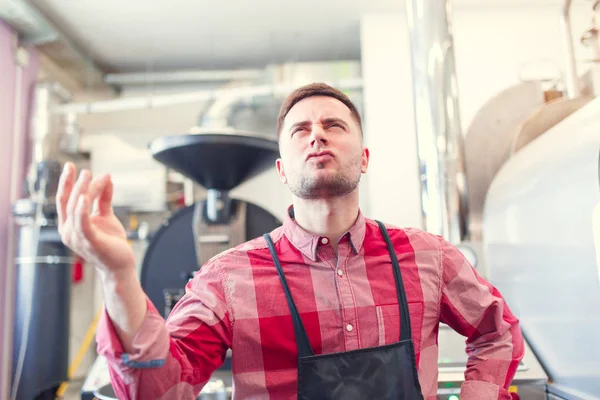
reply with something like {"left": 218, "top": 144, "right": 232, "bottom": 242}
{"left": 263, "top": 220, "right": 424, "bottom": 400}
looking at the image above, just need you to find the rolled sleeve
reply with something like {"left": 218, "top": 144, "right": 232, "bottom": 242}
{"left": 96, "top": 297, "right": 169, "bottom": 370}
{"left": 94, "top": 259, "right": 232, "bottom": 400}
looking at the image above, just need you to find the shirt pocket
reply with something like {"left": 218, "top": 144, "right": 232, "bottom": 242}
{"left": 375, "top": 302, "right": 424, "bottom": 346}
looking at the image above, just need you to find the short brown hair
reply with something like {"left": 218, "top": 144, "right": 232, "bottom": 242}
{"left": 276, "top": 82, "right": 362, "bottom": 138}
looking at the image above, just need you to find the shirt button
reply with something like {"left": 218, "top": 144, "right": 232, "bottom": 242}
{"left": 346, "top": 324, "right": 353, "bottom": 332}
{"left": 337, "top": 269, "right": 343, "bottom": 277}
{"left": 321, "top": 237, "right": 329, "bottom": 245}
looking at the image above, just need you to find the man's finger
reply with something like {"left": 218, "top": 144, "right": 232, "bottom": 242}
{"left": 97, "top": 175, "right": 114, "bottom": 216}
{"left": 66, "top": 170, "right": 91, "bottom": 221}
{"left": 56, "top": 162, "right": 76, "bottom": 229}
{"left": 88, "top": 174, "right": 110, "bottom": 214}
{"left": 75, "top": 194, "right": 97, "bottom": 244}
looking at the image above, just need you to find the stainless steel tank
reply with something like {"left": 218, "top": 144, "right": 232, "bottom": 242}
{"left": 483, "top": 96, "right": 600, "bottom": 398}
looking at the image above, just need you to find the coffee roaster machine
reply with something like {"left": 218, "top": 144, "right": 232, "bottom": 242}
{"left": 141, "top": 132, "right": 282, "bottom": 322}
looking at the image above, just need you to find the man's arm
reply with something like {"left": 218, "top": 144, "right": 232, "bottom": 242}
{"left": 438, "top": 237, "right": 525, "bottom": 400}
{"left": 96, "top": 260, "right": 232, "bottom": 400}
{"left": 55, "top": 164, "right": 231, "bottom": 398}
{"left": 99, "top": 268, "right": 148, "bottom": 354}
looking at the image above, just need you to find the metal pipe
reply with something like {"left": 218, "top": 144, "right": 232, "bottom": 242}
{"left": 51, "top": 78, "right": 363, "bottom": 115}
{"left": 30, "top": 83, "right": 70, "bottom": 163}
{"left": 206, "top": 189, "right": 220, "bottom": 222}
{"left": 184, "top": 179, "right": 195, "bottom": 206}
{"left": 561, "top": 0, "right": 581, "bottom": 99}
{"left": 405, "top": 0, "right": 468, "bottom": 243}
{"left": 104, "top": 69, "right": 264, "bottom": 85}
{"left": 31, "top": 86, "right": 50, "bottom": 168}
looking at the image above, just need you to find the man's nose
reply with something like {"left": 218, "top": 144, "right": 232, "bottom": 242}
{"left": 310, "top": 126, "right": 328, "bottom": 147}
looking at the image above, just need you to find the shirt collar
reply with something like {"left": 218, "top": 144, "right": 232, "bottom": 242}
{"left": 282, "top": 205, "right": 366, "bottom": 261}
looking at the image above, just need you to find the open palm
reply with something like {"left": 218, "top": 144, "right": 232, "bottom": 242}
{"left": 56, "top": 163, "right": 135, "bottom": 275}
{"left": 87, "top": 212, "right": 134, "bottom": 271}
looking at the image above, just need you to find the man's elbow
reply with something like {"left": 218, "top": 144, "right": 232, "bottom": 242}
{"left": 466, "top": 317, "right": 525, "bottom": 364}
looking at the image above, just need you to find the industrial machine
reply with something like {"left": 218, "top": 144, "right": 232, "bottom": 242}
{"left": 432, "top": 81, "right": 600, "bottom": 399}
{"left": 10, "top": 83, "right": 77, "bottom": 400}
{"left": 141, "top": 132, "right": 282, "bottom": 319}
{"left": 483, "top": 96, "right": 600, "bottom": 399}
{"left": 459, "top": 1, "right": 600, "bottom": 398}
{"left": 11, "top": 161, "right": 72, "bottom": 400}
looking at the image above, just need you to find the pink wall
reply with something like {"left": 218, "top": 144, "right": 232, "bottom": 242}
{"left": 0, "top": 19, "right": 39, "bottom": 399}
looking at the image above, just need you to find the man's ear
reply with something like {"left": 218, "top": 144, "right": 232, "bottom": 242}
{"left": 276, "top": 158, "right": 288, "bottom": 184}
{"left": 361, "top": 147, "right": 370, "bottom": 174}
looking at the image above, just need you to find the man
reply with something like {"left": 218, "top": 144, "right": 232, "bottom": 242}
{"left": 56, "top": 83, "right": 524, "bottom": 399}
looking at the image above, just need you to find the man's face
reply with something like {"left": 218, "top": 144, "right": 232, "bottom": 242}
{"left": 276, "top": 96, "right": 369, "bottom": 199}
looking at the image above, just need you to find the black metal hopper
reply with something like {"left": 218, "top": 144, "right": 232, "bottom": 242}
{"left": 149, "top": 131, "right": 280, "bottom": 191}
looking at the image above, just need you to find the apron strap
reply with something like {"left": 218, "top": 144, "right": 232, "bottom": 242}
{"left": 263, "top": 233, "right": 315, "bottom": 358}
{"left": 375, "top": 220, "right": 413, "bottom": 342}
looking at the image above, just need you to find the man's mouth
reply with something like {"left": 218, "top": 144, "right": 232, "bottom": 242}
{"left": 306, "top": 151, "right": 334, "bottom": 161}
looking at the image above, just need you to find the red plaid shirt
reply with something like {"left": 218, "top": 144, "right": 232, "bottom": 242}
{"left": 97, "top": 207, "right": 524, "bottom": 399}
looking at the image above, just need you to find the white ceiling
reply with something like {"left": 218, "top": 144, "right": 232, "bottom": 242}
{"left": 32, "top": 0, "right": 577, "bottom": 73}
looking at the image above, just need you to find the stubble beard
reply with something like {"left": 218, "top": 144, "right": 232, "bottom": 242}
{"left": 287, "top": 154, "right": 363, "bottom": 200}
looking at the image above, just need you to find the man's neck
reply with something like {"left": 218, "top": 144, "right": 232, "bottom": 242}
{"left": 292, "top": 191, "right": 360, "bottom": 251}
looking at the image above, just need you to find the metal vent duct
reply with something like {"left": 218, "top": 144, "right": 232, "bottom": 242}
{"left": 0, "top": 0, "right": 56, "bottom": 44}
